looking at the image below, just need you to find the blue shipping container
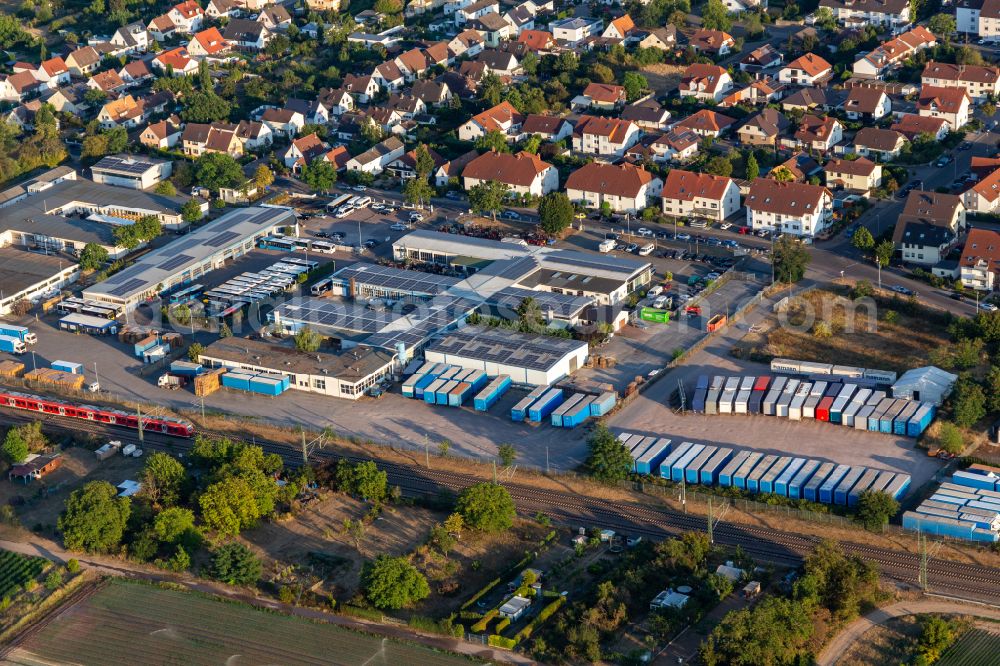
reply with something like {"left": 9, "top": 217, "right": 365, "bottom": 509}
{"left": 907, "top": 404, "right": 935, "bottom": 437}
{"left": 834, "top": 467, "right": 866, "bottom": 505}
{"left": 789, "top": 459, "right": 821, "bottom": 499}
{"left": 473, "top": 375, "right": 511, "bottom": 411}
{"left": 718, "top": 451, "right": 750, "bottom": 487}
{"left": 414, "top": 373, "right": 438, "bottom": 399}
{"left": 699, "top": 447, "right": 733, "bottom": 485}
{"left": 635, "top": 439, "right": 671, "bottom": 475}
{"left": 511, "top": 386, "right": 548, "bottom": 422}
{"left": 819, "top": 464, "right": 851, "bottom": 504}
{"left": 671, "top": 444, "right": 705, "bottom": 482}
{"left": 746, "top": 455, "right": 778, "bottom": 493}
{"left": 774, "top": 458, "right": 806, "bottom": 497}
{"left": 562, "top": 396, "right": 594, "bottom": 428}
{"left": 590, "top": 391, "right": 617, "bottom": 416}
{"left": 424, "top": 379, "right": 445, "bottom": 404}
{"left": 685, "top": 446, "right": 718, "bottom": 484}
{"left": 529, "top": 388, "right": 565, "bottom": 422}
{"left": 733, "top": 452, "right": 764, "bottom": 489}
{"left": 221, "top": 372, "right": 253, "bottom": 392}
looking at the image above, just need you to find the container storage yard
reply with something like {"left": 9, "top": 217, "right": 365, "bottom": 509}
{"left": 902, "top": 465, "right": 1000, "bottom": 543}
{"left": 689, "top": 368, "right": 939, "bottom": 438}
{"left": 615, "top": 430, "right": 911, "bottom": 507}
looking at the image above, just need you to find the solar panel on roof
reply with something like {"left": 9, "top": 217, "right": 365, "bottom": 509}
{"left": 108, "top": 277, "right": 146, "bottom": 296}
{"left": 158, "top": 254, "right": 194, "bottom": 271}
{"left": 204, "top": 230, "right": 240, "bottom": 247}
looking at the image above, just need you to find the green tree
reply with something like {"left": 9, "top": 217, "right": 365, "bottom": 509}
{"left": 705, "top": 156, "right": 733, "bottom": 177}
{"left": 413, "top": 145, "right": 436, "bottom": 180}
{"left": 538, "top": 191, "right": 574, "bottom": 235}
{"left": 468, "top": 180, "right": 508, "bottom": 220}
{"left": 181, "top": 91, "right": 231, "bottom": 123}
{"left": 77, "top": 242, "right": 109, "bottom": 271}
{"left": 852, "top": 226, "right": 875, "bottom": 251}
{"left": 154, "top": 180, "right": 177, "bottom": 196}
{"left": 403, "top": 177, "right": 434, "bottom": 207}
{"left": 336, "top": 460, "right": 388, "bottom": 502}
{"left": 746, "top": 153, "right": 759, "bottom": 181}
{"left": 474, "top": 130, "right": 510, "bottom": 153}
{"left": 773, "top": 235, "right": 811, "bottom": 283}
{"left": 952, "top": 379, "right": 986, "bottom": 427}
{"left": 874, "top": 239, "right": 894, "bottom": 268}
{"left": 932, "top": 421, "right": 965, "bottom": 454}
{"left": 362, "top": 554, "right": 430, "bottom": 610}
{"left": 589, "top": 63, "right": 615, "bottom": 84}
{"left": 516, "top": 296, "right": 544, "bottom": 332}
{"left": 219, "top": 322, "right": 233, "bottom": 338}
{"left": 188, "top": 342, "right": 204, "bottom": 362}
{"left": 254, "top": 164, "right": 274, "bottom": 190}
{"left": 702, "top": 0, "right": 732, "bottom": 31}
{"left": 622, "top": 72, "right": 648, "bottom": 102}
{"left": 301, "top": 160, "right": 337, "bottom": 191}
{"left": 478, "top": 72, "right": 504, "bottom": 105}
{"left": 195, "top": 153, "right": 244, "bottom": 193}
{"left": 456, "top": 482, "right": 516, "bottom": 532}
{"left": 856, "top": 490, "right": 899, "bottom": 531}
{"left": 140, "top": 452, "right": 187, "bottom": 507}
{"left": 210, "top": 542, "right": 262, "bottom": 585}
{"left": 199, "top": 476, "right": 263, "bottom": 536}
{"left": 916, "top": 615, "right": 960, "bottom": 663}
{"left": 1, "top": 427, "right": 28, "bottom": 464}
{"left": 293, "top": 326, "right": 322, "bottom": 352}
{"left": 153, "top": 506, "right": 197, "bottom": 545}
{"left": 584, "top": 424, "right": 632, "bottom": 483}
{"left": 181, "top": 199, "right": 203, "bottom": 223}
{"left": 58, "top": 481, "right": 131, "bottom": 553}
{"left": 166, "top": 545, "right": 191, "bottom": 572}
{"left": 700, "top": 597, "right": 814, "bottom": 666}
{"left": 498, "top": 443, "right": 517, "bottom": 467}
{"left": 928, "top": 13, "right": 956, "bottom": 44}
{"left": 770, "top": 165, "right": 795, "bottom": 183}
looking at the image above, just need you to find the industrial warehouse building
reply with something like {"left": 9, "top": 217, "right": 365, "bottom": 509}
{"left": 84, "top": 206, "right": 298, "bottom": 311}
{"left": 392, "top": 230, "right": 653, "bottom": 306}
{"left": 198, "top": 336, "right": 396, "bottom": 400}
{"left": 423, "top": 326, "right": 590, "bottom": 386}
{"left": 0, "top": 246, "right": 80, "bottom": 316}
{"left": 90, "top": 154, "right": 173, "bottom": 190}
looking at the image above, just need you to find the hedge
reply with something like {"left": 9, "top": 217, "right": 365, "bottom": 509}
{"left": 515, "top": 596, "right": 565, "bottom": 643}
{"left": 459, "top": 610, "right": 484, "bottom": 621}
{"left": 461, "top": 577, "right": 502, "bottom": 611}
{"left": 471, "top": 609, "right": 498, "bottom": 633}
{"left": 495, "top": 617, "right": 510, "bottom": 633}
{"left": 340, "top": 605, "right": 384, "bottom": 621}
{"left": 488, "top": 634, "right": 518, "bottom": 650}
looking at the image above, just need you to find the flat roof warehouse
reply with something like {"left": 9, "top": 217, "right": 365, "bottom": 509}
{"left": 84, "top": 207, "right": 297, "bottom": 310}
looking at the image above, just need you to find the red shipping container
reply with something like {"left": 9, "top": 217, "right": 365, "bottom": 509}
{"left": 816, "top": 396, "right": 835, "bottom": 422}
{"left": 753, "top": 376, "right": 771, "bottom": 392}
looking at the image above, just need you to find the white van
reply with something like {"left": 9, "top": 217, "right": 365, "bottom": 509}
{"left": 638, "top": 243, "right": 655, "bottom": 256}
{"left": 647, "top": 285, "right": 664, "bottom": 298}
{"left": 599, "top": 239, "right": 616, "bottom": 253}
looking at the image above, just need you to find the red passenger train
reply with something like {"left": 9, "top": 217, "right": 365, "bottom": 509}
{"left": 0, "top": 390, "right": 194, "bottom": 438}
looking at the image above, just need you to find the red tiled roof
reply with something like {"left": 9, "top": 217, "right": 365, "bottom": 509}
{"left": 675, "top": 109, "right": 736, "bottom": 133}
{"left": 661, "top": 169, "right": 732, "bottom": 202}
{"left": 582, "top": 82, "right": 625, "bottom": 104}
{"left": 463, "top": 150, "right": 552, "bottom": 186}
{"left": 747, "top": 178, "right": 829, "bottom": 216}
{"left": 785, "top": 53, "right": 832, "bottom": 77}
{"left": 566, "top": 162, "right": 653, "bottom": 198}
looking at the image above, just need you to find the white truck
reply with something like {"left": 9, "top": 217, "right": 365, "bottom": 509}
{"left": 598, "top": 239, "right": 616, "bottom": 253}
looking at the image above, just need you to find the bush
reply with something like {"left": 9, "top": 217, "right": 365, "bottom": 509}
{"left": 495, "top": 617, "right": 511, "bottom": 633}
{"left": 488, "top": 635, "right": 518, "bottom": 649}
{"left": 65, "top": 559, "right": 79, "bottom": 574}
{"left": 461, "top": 577, "right": 502, "bottom": 610}
{"left": 471, "top": 609, "right": 498, "bottom": 633}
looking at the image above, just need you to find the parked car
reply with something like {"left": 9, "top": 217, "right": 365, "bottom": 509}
{"left": 390, "top": 223, "right": 409, "bottom": 231}
{"left": 353, "top": 185, "right": 368, "bottom": 192}
{"left": 889, "top": 285, "right": 914, "bottom": 296}
{"left": 676, "top": 233, "right": 691, "bottom": 241}
{"left": 501, "top": 210, "right": 522, "bottom": 220}
{"left": 625, "top": 243, "right": 638, "bottom": 253}
{"left": 409, "top": 212, "right": 424, "bottom": 222}
{"left": 636, "top": 228, "right": 653, "bottom": 237}
{"left": 982, "top": 302, "right": 998, "bottom": 312}
{"left": 445, "top": 191, "right": 464, "bottom": 200}
{"left": 720, "top": 222, "right": 732, "bottom": 230}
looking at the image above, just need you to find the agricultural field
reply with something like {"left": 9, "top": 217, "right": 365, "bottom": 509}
{"left": 738, "top": 288, "right": 953, "bottom": 374}
{"left": 4, "top": 580, "right": 478, "bottom": 666}
{"left": 937, "top": 628, "right": 1000, "bottom": 666}
{"left": 0, "top": 550, "right": 47, "bottom": 601}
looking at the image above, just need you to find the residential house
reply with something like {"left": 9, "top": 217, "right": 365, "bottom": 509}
{"left": 503, "top": 3, "right": 536, "bottom": 36}
{"left": 470, "top": 12, "right": 513, "bottom": 46}
{"left": 740, "top": 44, "right": 783, "bottom": 73}
{"left": 205, "top": 0, "right": 239, "bottom": 18}
{"left": 223, "top": 19, "right": 272, "bottom": 51}
{"left": 87, "top": 70, "right": 127, "bottom": 95}
{"left": 566, "top": 162, "right": 661, "bottom": 213}
{"left": 449, "top": 29, "right": 486, "bottom": 58}
{"left": 45, "top": 84, "right": 91, "bottom": 116}
{"left": 824, "top": 157, "right": 882, "bottom": 193}
{"left": 119, "top": 60, "right": 154, "bottom": 86}
{"left": 720, "top": 79, "right": 783, "bottom": 107}
{"left": 601, "top": 14, "right": 635, "bottom": 40}
{"left": 620, "top": 99, "right": 671, "bottom": 131}
{"left": 477, "top": 49, "right": 520, "bottom": 76}
{"left": 963, "top": 166, "right": 1000, "bottom": 213}
{"left": 844, "top": 87, "right": 891, "bottom": 120}
{"left": 182, "top": 122, "right": 244, "bottom": 157}
{"left": 261, "top": 108, "right": 305, "bottom": 138}
{"left": 386, "top": 146, "right": 447, "bottom": 180}
{"left": 188, "top": 27, "right": 231, "bottom": 58}
{"left": 167, "top": 0, "right": 206, "bottom": 33}
{"left": 423, "top": 42, "right": 451, "bottom": 68}
{"left": 775, "top": 152, "right": 822, "bottom": 182}
{"left": 679, "top": 63, "right": 733, "bottom": 102}
{"left": 918, "top": 86, "right": 972, "bottom": 130}
{"left": 957, "top": 0, "right": 985, "bottom": 34}
{"left": 141, "top": 117, "right": 183, "bottom": 149}
{"left": 572, "top": 82, "right": 626, "bottom": 110}
{"left": 286, "top": 97, "right": 330, "bottom": 125}
{"left": 893, "top": 190, "right": 966, "bottom": 265}
{"left": 373, "top": 61, "right": 406, "bottom": 92}
{"left": 323, "top": 146, "right": 351, "bottom": 171}
{"left": 0, "top": 72, "right": 43, "bottom": 102}
{"left": 637, "top": 26, "right": 677, "bottom": 51}
{"left": 396, "top": 48, "right": 431, "bottom": 82}
{"left": 411, "top": 80, "right": 452, "bottom": 106}
{"left": 921, "top": 61, "right": 1000, "bottom": 102}
{"left": 571, "top": 115, "right": 641, "bottom": 156}
{"left": 147, "top": 15, "right": 179, "bottom": 42}
{"left": 434, "top": 149, "right": 479, "bottom": 187}
{"left": 675, "top": 109, "right": 736, "bottom": 138}
{"left": 283, "top": 132, "right": 330, "bottom": 170}
{"left": 520, "top": 114, "right": 573, "bottom": 142}
{"left": 235, "top": 119, "right": 272, "bottom": 150}
{"left": 818, "top": 0, "right": 911, "bottom": 30}
{"left": 978, "top": 0, "right": 1000, "bottom": 40}
{"left": 456, "top": 0, "right": 499, "bottom": 25}
{"left": 257, "top": 5, "right": 291, "bottom": 31}
{"left": 852, "top": 25, "right": 937, "bottom": 79}
{"left": 793, "top": 115, "right": 843, "bottom": 152}
{"left": 97, "top": 95, "right": 143, "bottom": 129}
{"left": 153, "top": 48, "right": 199, "bottom": 76}
{"left": 746, "top": 178, "right": 833, "bottom": 237}
{"left": 462, "top": 150, "right": 558, "bottom": 196}
{"left": 518, "top": 29, "right": 555, "bottom": 52}
{"left": 853, "top": 127, "right": 908, "bottom": 160}
{"left": 689, "top": 29, "right": 735, "bottom": 56}
{"left": 779, "top": 53, "right": 833, "bottom": 86}
{"left": 458, "top": 100, "right": 524, "bottom": 142}
{"left": 34, "top": 57, "right": 70, "bottom": 89}
{"left": 724, "top": 0, "right": 765, "bottom": 11}
{"left": 549, "top": 17, "right": 602, "bottom": 46}
{"left": 111, "top": 22, "right": 152, "bottom": 54}
{"left": 345, "top": 136, "right": 406, "bottom": 174}
{"left": 343, "top": 74, "right": 380, "bottom": 104}
{"left": 781, "top": 87, "right": 828, "bottom": 112}
{"left": 648, "top": 129, "right": 700, "bottom": 162}
{"left": 960, "top": 228, "right": 1000, "bottom": 290}
{"left": 890, "top": 114, "right": 950, "bottom": 140}
{"left": 367, "top": 107, "right": 404, "bottom": 134}
{"left": 65, "top": 46, "right": 102, "bottom": 77}
{"left": 660, "top": 169, "right": 740, "bottom": 222}
{"left": 737, "top": 108, "right": 790, "bottom": 147}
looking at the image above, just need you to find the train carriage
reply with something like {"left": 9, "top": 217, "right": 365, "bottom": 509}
{"left": 0, "top": 390, "right": 193, "bottom": 437}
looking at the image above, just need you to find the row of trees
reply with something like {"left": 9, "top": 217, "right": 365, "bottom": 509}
{"left": 112, "top": 215, "right": 162, "bottom": 250}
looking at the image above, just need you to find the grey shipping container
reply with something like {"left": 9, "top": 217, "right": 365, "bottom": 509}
{"left": 848, "top": 468, "right": 881, "bottom": 506}
{"left": 659, "top": 442, "right": 694, "bottom": 479}
{"left": 735, "top": 389, "right": 752, "bottom": 414}
{"left": 788, "top": 459, "right": 822, "bottom": 499}
{"left": 854, "top": 405, "right": 877, "bottom": 430}
{"left": 705, "top": 388, "right": 722, "bottom": 415}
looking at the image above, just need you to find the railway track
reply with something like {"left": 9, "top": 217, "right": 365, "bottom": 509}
{"left": 5, "top": 410, "right": 1000, "bottom": 603}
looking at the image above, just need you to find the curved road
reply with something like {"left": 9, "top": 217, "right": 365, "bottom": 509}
{"left": 817, "top": 597, "right": 1000, "bottom": 666}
